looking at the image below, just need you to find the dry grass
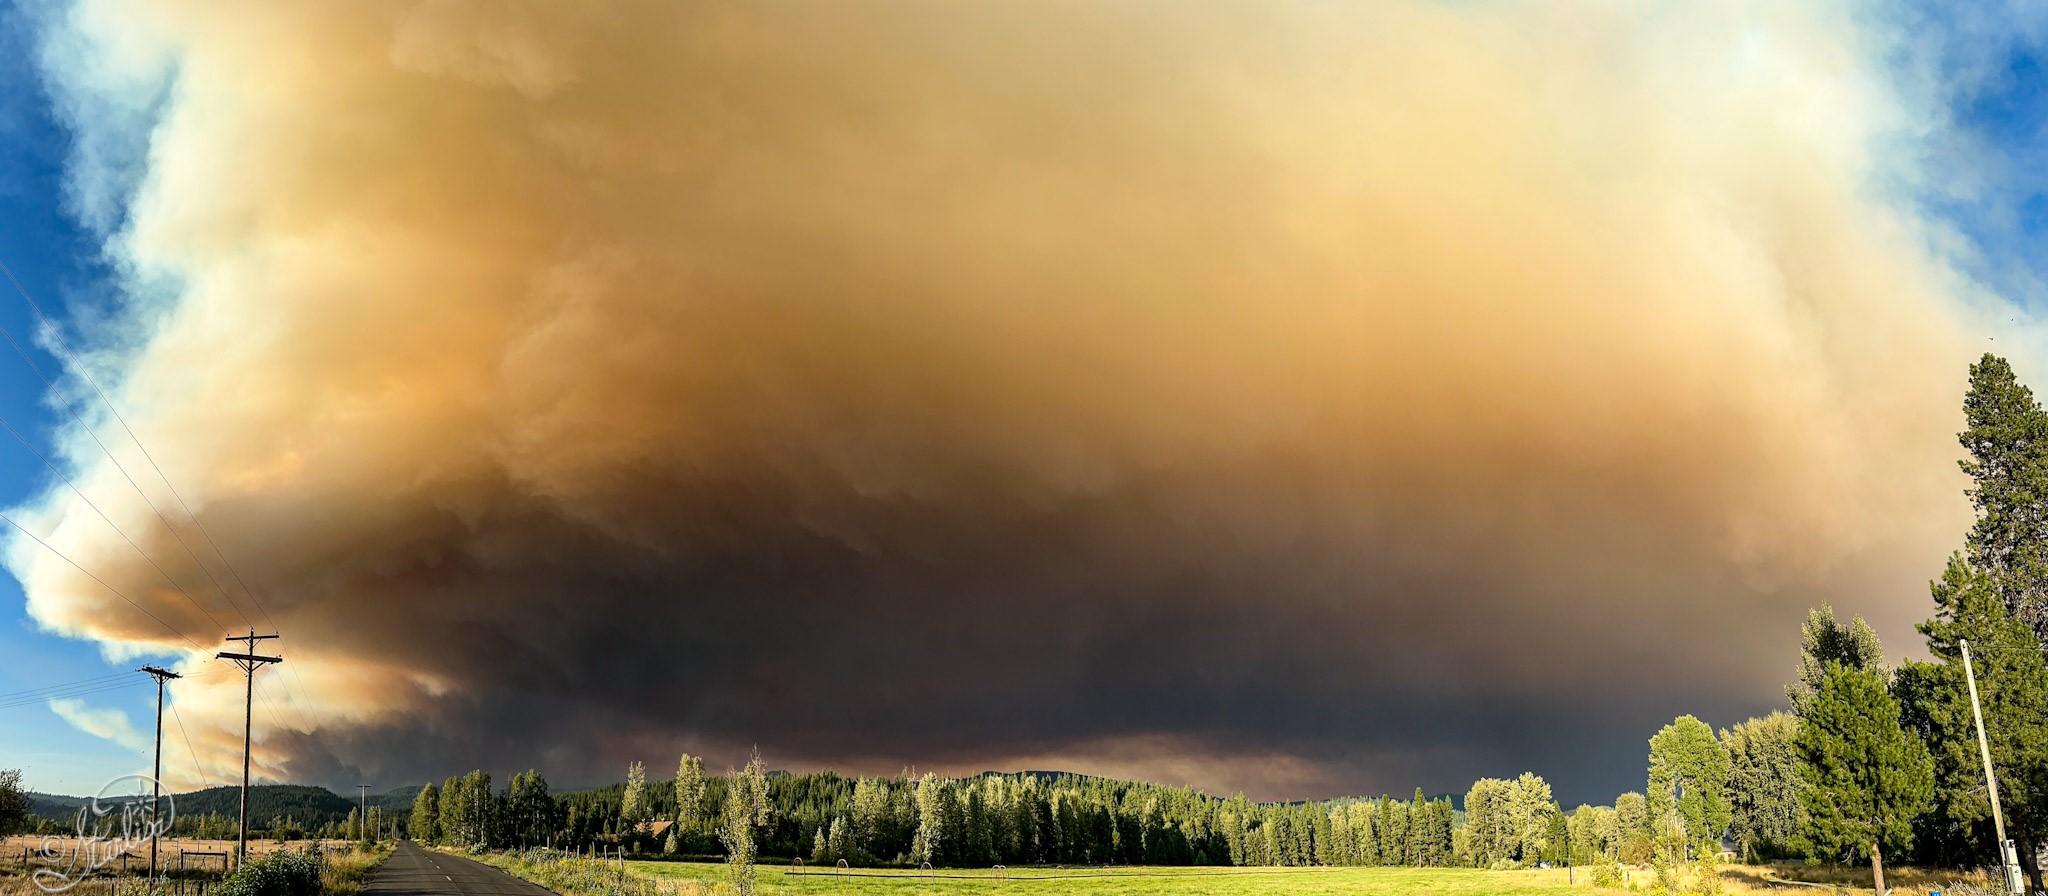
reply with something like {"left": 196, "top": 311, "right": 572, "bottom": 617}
{"left": 1719, "top": 861, "right": 1996, "bottom": 894}
{"left": 0, "top": 838, "right": 352, "bottom": 875}
{"left": 318, "top": 844, "right": 393, "bottom": 896}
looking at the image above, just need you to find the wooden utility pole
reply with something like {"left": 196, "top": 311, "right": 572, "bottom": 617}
{"left": 1961, "top": 639, "right": 2024, "bottom": 895}
{"left": 356, "top": 785, "right": 371, "bottom": 842}
{"left": 217, "top": 629, "right": 281, "bottom": 867}
{"left": 140, "top": 665, "right": 181, "bottom": 892}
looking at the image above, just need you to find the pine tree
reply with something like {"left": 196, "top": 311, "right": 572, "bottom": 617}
{"left": 1914, "top": 554, "right": 2048, "bottom": 890}
{"left": 1960, "top": 354, "right": 2048, "bottom": 635}
{"left": 1797, "top": 661, "right": 1935, "bottom": 895}
{"left": 1789, "top": 606, "right": 1884, "bottom": 712}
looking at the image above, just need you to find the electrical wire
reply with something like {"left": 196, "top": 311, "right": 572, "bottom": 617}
{"left": 167, "top": 690, "right": 217, "bottom": 790}
{"left": 0, "top": 509, "right": 202, "bottom": 651}
{"left": 0, "top": 262, "right": 254, "bottom": 633}
{"left": 0, "top": 671, "right": 132, "bottom": 699}
{"left": 0, "top": 413, "right": 229, "bottom": 633}
{"left": 0, "top": 258, "right": 322, "bottom": 732}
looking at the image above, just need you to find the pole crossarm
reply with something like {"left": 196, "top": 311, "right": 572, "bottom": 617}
{"left": 216, "top": 629, "right": 281, "bottom": 868}
{"left": 140, "top": 665, "right": 181, "bottom": 894}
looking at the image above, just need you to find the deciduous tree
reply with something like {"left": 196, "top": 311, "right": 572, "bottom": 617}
{"left": 1647, "top": 715, "right": 1732, "bottom": 858}
{"left": 409, "top": 781, "right": 439, "bottom": 844}
{"left": 1721, "top": 713, "right": 1806, "bottom": 860}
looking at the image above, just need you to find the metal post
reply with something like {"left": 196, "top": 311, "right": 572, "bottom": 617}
{"left": 1962, "top": 639, "right": 2024, "bottom": 896}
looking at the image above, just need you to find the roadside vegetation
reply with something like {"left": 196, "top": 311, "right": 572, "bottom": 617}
{"left": 399, "top": 355, "right": 2048, "bottom": 895}
{"left": 23, "top": 354, "right": 2048, "bottom": 895}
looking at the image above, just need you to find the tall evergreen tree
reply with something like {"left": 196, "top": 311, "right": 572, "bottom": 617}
{"left": 1911, "top": 555, "right": 2048, "bottom": 890}
{"left": 1790, "top": 606, "right": 1884, "bottom": 712}
{"left": 1960, "top": 354, "right": 2048, "bottom": 636}
{"left": 1797, "top": 661, "right": 1935, "bottom": 895}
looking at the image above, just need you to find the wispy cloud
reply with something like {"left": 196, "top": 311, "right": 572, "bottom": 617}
{"left": 49, "top": 697, "right": 147, "bottom": 753}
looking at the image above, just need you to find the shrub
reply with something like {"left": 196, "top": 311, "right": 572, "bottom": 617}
{"left": 215, "top": 848, "right": 323, "bottom": 896}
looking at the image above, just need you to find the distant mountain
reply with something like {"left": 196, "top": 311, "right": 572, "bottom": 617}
{"left": 29, "top": 784, "right": 378, "bottom": 827}
{"left": 26, "top": 792, "right": 85, "bottom": 819}
{"left": 368, "top": 786, "right": 421, "bottom": 812}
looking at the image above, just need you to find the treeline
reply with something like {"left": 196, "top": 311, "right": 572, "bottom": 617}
{"left": 405, "top": 761, "right": 1479, "bottom": 869}
{"left": 1528, "top": 354, "right": 2048, "bottom": 894}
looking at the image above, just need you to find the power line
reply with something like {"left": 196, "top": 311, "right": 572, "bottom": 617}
{"left": 0, "top": 260, "right": 266, "bottom": 630}
{"left": 0, "top": 413, "right": 229, "bottom": 633}
{"left": 0, "top": 316, "right": 253, "bottom": 631}
{"left": 0, "top": 671, "right": 131, "bottom": 699}
{"left": 0, "top": 680, "right": 139, "bottom": 710}
{"left": 0, "top": 663, "right": 232, "bottom": 710}
{"left": 0, "top": 258, "right": 322, "bottom": 729}
{"left": 0, "top": 509, "right": 202, "bottom": 650}
{"left": 167, "top": 686, "right": 217, "bottom": 791}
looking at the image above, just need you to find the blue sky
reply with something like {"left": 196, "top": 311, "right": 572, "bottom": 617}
{"left": 0, "top": 2, "right": 190, "bottom": 796}
{"left": 7, "top": 1, "right": 2048, "bottom": 802}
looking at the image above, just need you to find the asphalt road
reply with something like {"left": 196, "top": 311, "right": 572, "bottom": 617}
{"left": 363, "top": 841, "right": 560, "bottom": 896}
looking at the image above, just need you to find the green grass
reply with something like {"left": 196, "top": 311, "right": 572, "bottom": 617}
{"left": 626, "top": 860, "right": 1604, "bottom": 895}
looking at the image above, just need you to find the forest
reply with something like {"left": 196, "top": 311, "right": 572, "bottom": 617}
{"left": 391, "top": 355, "right": 2048, "bottom": 891}
{"left": 18, "top": 354, "right": 2048, "bottom": 893}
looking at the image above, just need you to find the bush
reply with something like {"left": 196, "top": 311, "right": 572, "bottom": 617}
{"left": 216, "top": 848, "right": 323, "bottom": 896}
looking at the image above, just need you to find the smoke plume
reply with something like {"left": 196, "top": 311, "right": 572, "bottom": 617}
{"left": 11, "top": 0, "right": 2017, "bottom": 801}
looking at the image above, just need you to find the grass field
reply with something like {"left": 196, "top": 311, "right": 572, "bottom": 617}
{"left": 0, "top": 836, "right": 352, "bottom": 872}
{"left": 628, "top": 860, "right": 1608, "bottom": 895}
{"left": 603, "top": 858, "right": 1994, "bottom": 896}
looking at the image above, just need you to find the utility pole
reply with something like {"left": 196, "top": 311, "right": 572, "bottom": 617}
{"left": 217, "top": 629, "right": 281, "bottom": 868}
{"left": 1961, "top": 639, "right": 2024, "bottom": 896}
{"left": 356, "top": 785, "right": 371, "bottom": 842}
{"left": 140, "top": 665, "right": 181, "bottom": 892}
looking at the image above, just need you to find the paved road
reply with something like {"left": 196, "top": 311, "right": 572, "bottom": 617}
{"left": 363, "top": 841, "right": 559, "bottom": 896}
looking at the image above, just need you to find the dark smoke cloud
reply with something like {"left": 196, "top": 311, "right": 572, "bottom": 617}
{"left": 9, "top": 0, "right": 2016, "bottom": 802}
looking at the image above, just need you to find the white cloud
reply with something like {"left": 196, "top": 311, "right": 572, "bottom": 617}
{"left": 48, "top": 697, "right": 148, "bottom": 753}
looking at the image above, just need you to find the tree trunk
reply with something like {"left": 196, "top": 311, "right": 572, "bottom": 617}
{"left": 1869, "top": 840, "right": 1885, "bottom": 896}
